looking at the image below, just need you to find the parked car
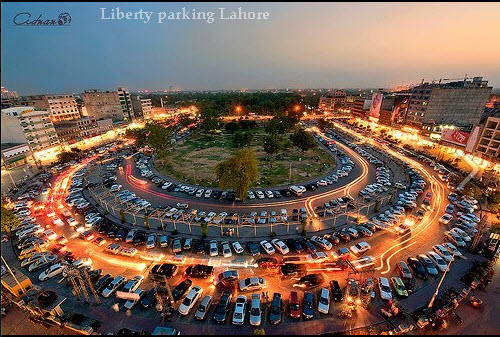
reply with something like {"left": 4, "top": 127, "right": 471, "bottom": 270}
{"left": 102, "top": 276, "right": 127, "bottom": 298}
{"left": 406, "top": 257, "right": 428, "bottom": 280}
{"left": 239, "top": 277, "right": 266, "bottom": 292}
{"left": 330, "top": 280, "right": 343, "bottom": 302}
{"left": 185, "top": 265, "right": 214, "bottom": 279}
{"left": 194, "top": 294, "right": 213, "bottom": 320}
{"left": 378, "top": 277, "right": 393, "bottom": 300}
{"left": 178, "top": 286, "right": 203, "bottom": 315}
{"left": 289, "top": 291, "right": 301, "bottom": 319}
{"left": 293, "top": 274, "right": 325, "bottom": 289}
{"left": 213, "top": 292, "right": 232, "bottom": 324}
{"left": 396, "top": 261, "right": 413, "bottom": 279}
{"left": 302, "top": 291, "right": 315, "bottom": 319}
{"left": 391, "top": 277, "right": 408, "bottom": 298}
{"left": 232, "top": 295, "right": 247, "bottom": 325}
{"left": 249, "top": 294, "right": 262, "bottom": 326}
{"left": 269, "top": 293, "right": 282, "bottom": 325}
{"left": 317, "top": 288, "right": 330, "bottom": 314}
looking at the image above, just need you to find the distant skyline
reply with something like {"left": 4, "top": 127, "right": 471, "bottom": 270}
{"left": 1, "top": 2, "right": 500, "bottom": 95}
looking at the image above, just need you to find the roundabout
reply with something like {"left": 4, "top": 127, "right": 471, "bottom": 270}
{"left": 6, "top": 120, "right": 483, "bottom": 335}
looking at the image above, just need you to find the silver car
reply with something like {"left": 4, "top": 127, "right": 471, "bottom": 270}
{"left": 249, "top": 294, "right": 262, "bottom": 326}
{"left": 194, "top": 295, "right": 213, "bottom": 320}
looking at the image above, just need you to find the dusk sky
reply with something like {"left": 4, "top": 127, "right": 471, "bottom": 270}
{"left": 2, "top": 2, "right": 500, "bottom": 95}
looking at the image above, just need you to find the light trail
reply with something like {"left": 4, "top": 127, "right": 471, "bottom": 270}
{"left": 334, "top": 122, "right": 448, "bottom": 272}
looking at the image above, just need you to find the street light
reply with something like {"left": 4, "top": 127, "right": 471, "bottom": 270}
{"left": 235, "top": 106, "right": 242, "bottom": 115}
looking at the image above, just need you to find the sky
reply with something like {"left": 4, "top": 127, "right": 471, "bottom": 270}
{"left": 1, "top": 2, "right": 500, "bottom": 95}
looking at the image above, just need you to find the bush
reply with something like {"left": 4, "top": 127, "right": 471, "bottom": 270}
{"left": 270, "top": 231, "right": 277, "bottom": 238}
{"left": 172, "top": 229, "right": 179, "bottom": 235}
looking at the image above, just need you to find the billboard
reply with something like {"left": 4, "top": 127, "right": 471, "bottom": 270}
{"left": 440, "top": 128, "right": 470, "bottom": 147}
{"left": 391, "top": 95, "right": 410, "bottom": 123}
{"left": 369, "top": 93, "right": 383, "bottom": 119}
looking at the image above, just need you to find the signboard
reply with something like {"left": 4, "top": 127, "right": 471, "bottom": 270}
{"left": 369, "top": 93, "right": 383, "bottom": 119}
{"left": 440, "top": 128, "right": 470, "bottom": 147}
{"left": 115, "top": 291, "right": 140, "bottom": 301}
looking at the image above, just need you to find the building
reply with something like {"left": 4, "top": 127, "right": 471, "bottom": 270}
{"left": 1, "top": 86, "right": 19, "bottom": 109}
{"left": 1, "top": 268, "right": 33, "bottom": 297}
{"left": 474, "top": 114, "right": 500, "bottom": 164}
{"left": 117, "top": 87, "right": 134, "bottom": 121}
{"left": 82, "top": 90, "right": 124, "bottom": 122}
{"left": 1, "top": 143, "right": 33, "bottom": 169}
{"left": 378, "top": 110, "right": 394, "bottom": 126}
{"left": 53, "top": 117, "right": 101, "bottom": 144}
{"left": 351, "top": 96, "right": 369, "bottom": 118}
{"left": 24, "top": 94, "right": 80, "bottom": 122}
{"left": 404, "top": 77, "right": 492, "bottom": 132}
{"left": 131, "top": 95, "right": 152, "bottom": 119}
{"left": 318, "top": 90, "right": 347, "bottom": 112}
{"left": 1, "top": 106, "right": 59, "bottom": 152}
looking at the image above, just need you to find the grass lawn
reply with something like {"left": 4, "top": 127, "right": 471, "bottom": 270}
{"left": 155, "top": 125, "right": 336, "bottom": 188}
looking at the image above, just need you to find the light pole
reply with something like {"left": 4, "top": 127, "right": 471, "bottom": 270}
{"left": 427, "top": 253, "right": 455, "bottom": 311}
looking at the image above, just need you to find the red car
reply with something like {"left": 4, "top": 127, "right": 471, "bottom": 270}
{"left": 289, "top": 291, "right": 301, "bottom": 319}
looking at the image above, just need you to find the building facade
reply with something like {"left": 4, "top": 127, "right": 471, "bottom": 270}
{"left": 1, "top": 143, "right": 33, "bottom": 169}
{"left": 404, "top": 77, "right": 492, "bottom": 131}
{"left": 1, "top": 106, "right": 59, "bottom": 152}
{"left": 319, "top": 90, "right": 347, "bottom": 112}
{"left": 1, "top": 86, "right": 19, "bottom": 109}
{"left": 82, "top": 90, "right": 124, "bottom": 122}
{"left": 117, "top": 87, "right": 134, "bottom": 121}
{"left": 24, "top": 94, "right": 80, "bottom": 122}
{"left": 53, "top": 117, "right": 102, "bottom": 144}
{"left": 131, "top": 95, "right": 152, "bottom": 119}
{"left": 474, "top": 115, "right": 500, "bottom": 164}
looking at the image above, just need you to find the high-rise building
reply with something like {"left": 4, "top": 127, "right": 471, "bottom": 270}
{"left": 117, "top": 87, "right": 134, "bottom": 121}
{"left": 23, "top": 94, "right": 80, "bottom": 122}
{"left": 404, "top": 77, "right": 492, "bottom": 132}
{"left": 1, "top": 106, "right": 59, "bottom": 152}
{"left": 351, "top": 96, "right": 368, "bottom": 118}
{"left": 1, "top": 86, "right": 19, "bottom": 108}
{"left": 131, "top": 95, "right": 152, "bottom": 119}
{"left": 82, "top": 90, "right": 123, "bottom": 122}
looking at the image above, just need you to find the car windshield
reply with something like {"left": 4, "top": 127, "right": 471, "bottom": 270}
{"left": 382, "top": 285, "right": 391, "bottom": 292}
{"left": 234, "top": 313, "right": 242, "bottom": 319}
{"left": 251, "top": 307, "right": 260, "bottom": 315}
{"left": 319, "top": 297, "right": 328, "bottom": 305}
{"left": 182, "top": 297, "right": 192, "bottom": 306}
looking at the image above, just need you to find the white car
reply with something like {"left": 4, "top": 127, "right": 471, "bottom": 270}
{"left": 72, "top": 257, "right": 92, "bottom": 269}
{"left": 232, "top": 241, "right": 244, "bottom": 254}
{"left": 255, "top": 191, "right": 265, "bottom": 199}
{"left": 317, "top": 287, "right": 330, "bottom": 314}
{"left": 247, "top": 191, "right": 255, "bottom": 199}
{"left": 102, "top": 276, "right": 127, "bottom": 298}
{"left": 444, "top": 231, "right": 466, "bottom": 247}
{"left": 310, "top": 236, "right": 332, "bottom": 250}
{"left": 209, "top": 240, "right": 218, "bottom": 257}
{"left": 67, "top": 217, "right": 79, "bottom": 227}
{"left": 450, "top": 228, "right": 471, "bottom": 242}
{"left": 433, "top": 244, "right": 453, "bottom": 262}
{"left": 350, "top": 242, "right": 371, "bottom": 256}
{"left": 122, "top": 275, "right": 145, "bottom": 293}
{"left": 442, "top": 242, "right": 464, "bottom": 259}
{"left": 39, "top": 263, "right": 66, "bottom": 281}
{"left": 232, "top": 295, "right": 247, "bottom": 325}
{"left": 249, "top": 294, "right": 262, "bottom": 326}
{"left": 260, "top": 240, "right": 275, "bottom": 255}
{"left": 124, "top": 288, "right": 145, "bottom": 310}
{"left": 439, "top": 214, "right": 453, "bottom": 225}
{"left": 306, "top": 252, "right": 329, "bottom": 263}
{"left": 378, "top": 277, "right": 393, "bottom": 300}
{"left": 221, "top": 241, "right": 232, "bottom": 258}
{"left": 265, "top": 190, "right": 274, "bottom": 198}
{"left": 204, "top": 189, "right": 212, "bottom": 198}
{"left": 178, "top": 286, "right": 203, "bottom": 315}
{"left": 427, "top": 251, "right": 448, "bottom": 272}
{"left": 239, "top": 277, "right": 266, "bottom": 292}
{"left": 195, "top": 189, "right": 204, "bottom": 198}
{"left": 351, "top": 256, "right": 375, "bottom": 269}
{"left": 271, "top": 239, "right": 289, "bottom": 255}
{"left": 146, "top": 233, "right": 157, "bottom": 249}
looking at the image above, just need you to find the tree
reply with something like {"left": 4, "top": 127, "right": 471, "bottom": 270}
{"left": 225, "top": 121, "right": 239, "bottom": 133}
{"left": 1, "top": 206, "right": 19, "bottom": 234}
{"left": 233, "top": 131, "right": 253, "bottom": 148}
{"left": 290, "top": 127, "right": 316, "bottom": 152}
{"left": 215, "top": 149, "right": 258, "bottom": 200}
{"left": 263, "top": 133, "right": 282, "bottom": 157}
